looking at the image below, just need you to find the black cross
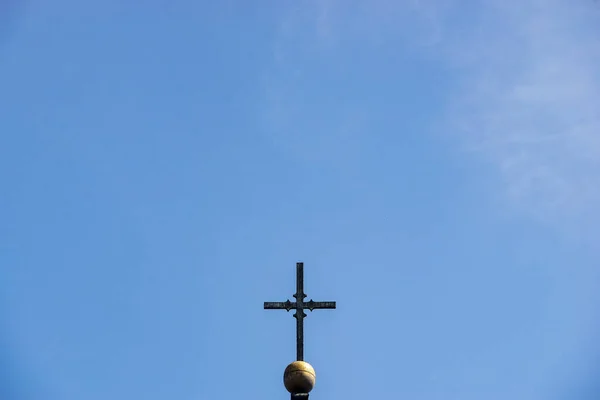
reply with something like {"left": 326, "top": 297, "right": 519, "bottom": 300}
{"left": 264, "top": 262, "right": 336, "bottom": 361}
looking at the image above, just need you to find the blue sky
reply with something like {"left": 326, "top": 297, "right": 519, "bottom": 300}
{"left": 1, "top": 1, "right": 600, "bottom": 399}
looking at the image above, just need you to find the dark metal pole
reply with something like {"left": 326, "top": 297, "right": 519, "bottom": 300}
{"left": 295, "top": 312, "right": 304, "bottom": 361}
{"left": 291, "top": 394, "right": 309, "bottom": 400}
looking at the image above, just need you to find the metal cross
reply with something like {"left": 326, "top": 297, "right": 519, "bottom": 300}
{"left": 264, "top": 262, "right": 336, "bottom": 361}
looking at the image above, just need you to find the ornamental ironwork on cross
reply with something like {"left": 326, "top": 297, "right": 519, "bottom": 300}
{"left": 263, "top": 262, "right": 336, "bottom": 361}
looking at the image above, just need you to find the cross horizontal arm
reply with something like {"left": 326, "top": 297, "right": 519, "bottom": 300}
{"left": 264, "top": 301, "right": 296, "bottom": 311}
{"left": 305, "top": 300, "right": 336, "bottom": 311}
{"left": 264, "top": 300, "right": 336, "bottom": 311}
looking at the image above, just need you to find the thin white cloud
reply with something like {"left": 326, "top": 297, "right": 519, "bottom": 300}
{"left": 440, "top": 1, "right": 600, "bottom": 226}
{"left": 264, "top": 0, "right": 600, "bottom": 229}
{"left": 260, "top": 1, "right": 373, "bottom": 169}
{"left": 260, "top": 0, "right": 441, "bottom": 168}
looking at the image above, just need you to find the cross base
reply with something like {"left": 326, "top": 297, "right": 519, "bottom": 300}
{"left": 291, "top": 394, "right": 309, "bottom": 400}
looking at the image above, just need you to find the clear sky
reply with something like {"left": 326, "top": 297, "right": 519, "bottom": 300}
{"left": 1, "top": 1, "right": 600, "bottom": 400}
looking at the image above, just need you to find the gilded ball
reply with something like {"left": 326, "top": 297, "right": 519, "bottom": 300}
{"left": 283, "top": 361, "right": 316, "bottom": 393}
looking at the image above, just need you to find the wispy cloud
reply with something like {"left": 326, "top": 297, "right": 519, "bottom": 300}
{"left": 263, "top": 0, "right": 600, "bottom": 228}
{"left": 440, "top": 1, "right": 600, "bottom": 227}
{"left": 260, "top": 1, "right": 374, "bottom": 169}
{"left": 260, "top": 0, "right": 443, "bottom": 168}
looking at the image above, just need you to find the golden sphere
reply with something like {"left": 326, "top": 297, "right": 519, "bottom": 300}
{"left": 283, "top": 361, "right": 316, "bottom": 393}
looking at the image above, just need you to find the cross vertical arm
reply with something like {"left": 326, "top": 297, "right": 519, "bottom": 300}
{"left": 294, "top": 262, "right": 307, "bottom": 361}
